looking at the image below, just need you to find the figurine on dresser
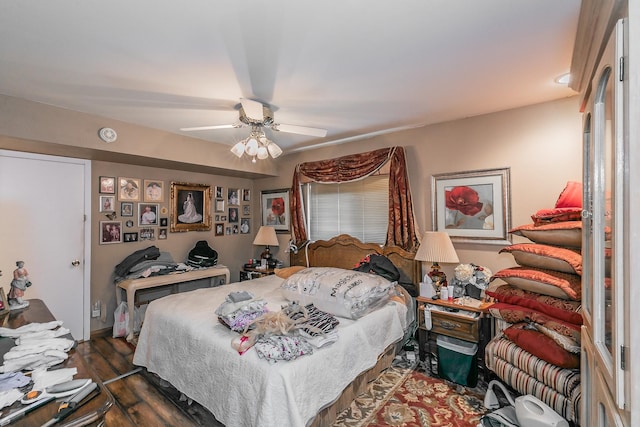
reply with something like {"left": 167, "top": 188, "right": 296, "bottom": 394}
{"left": 8, "top": 260, "right": 32, "bottom": 310}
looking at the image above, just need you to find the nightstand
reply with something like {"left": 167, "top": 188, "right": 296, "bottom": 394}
{"left": 416, "top": 296, "right": 494, "bottom": 380}
{"left": 240, "top": 266, "right": 275, "bottom": 281}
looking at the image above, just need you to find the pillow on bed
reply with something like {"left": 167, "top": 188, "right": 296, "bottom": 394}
{"left": 509, "top": 221, "right": 582, "bottom": 248}
{"left": 503, "top": 323, "right": 580, "bottom": 369}
{"left": 491, "top": 267, "right": 581, "bottom": 300}
{"left": 488, "top": 302, "right": 581, "bottom": 344}
{"left": 274, "top": 266, "right": 306, "bottom": 279}
{"left": 531, "top": 207, "right": 583, "bottom": 226}
{"left": 280, "top": 267, "right": 394, "bottom": 319}
{"left": 486, "top": 285, "right": 582, "bottom": 325}
{"left": 499, "top": 243, "right": 582, "bottom": 275}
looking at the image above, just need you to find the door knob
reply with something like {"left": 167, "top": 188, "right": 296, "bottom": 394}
{"left": 71, "top": 260, "right": 81, "bottom": 267}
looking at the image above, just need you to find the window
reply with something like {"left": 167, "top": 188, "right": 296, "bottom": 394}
{"left": 303, "top": 174, "right": 389, "bottom": 243}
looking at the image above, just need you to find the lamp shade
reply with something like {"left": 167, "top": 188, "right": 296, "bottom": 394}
{"left": 253, "top": 226, "right": 279, "bottom": 247}
{"left": 414, "top": 231, "right": 459, "bottom": 264}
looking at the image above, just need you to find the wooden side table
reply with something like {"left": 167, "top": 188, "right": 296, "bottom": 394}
{"left": 0, "top": 299, "right": 114, "bottom": 426}
{"left": 416, "top": 296, "right": 494, "bottom": 380}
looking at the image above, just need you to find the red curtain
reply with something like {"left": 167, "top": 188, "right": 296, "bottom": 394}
{"left": 290, "top": 146, "right": 419, "bottom": 251}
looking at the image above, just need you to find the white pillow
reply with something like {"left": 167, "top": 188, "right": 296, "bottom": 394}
{"left": 280, "top": 267, "right": 394, "bottom": 319}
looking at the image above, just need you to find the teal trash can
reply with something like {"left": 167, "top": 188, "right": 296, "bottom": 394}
{"left": 436, "top": 335, "right": 478, "bottom": 387}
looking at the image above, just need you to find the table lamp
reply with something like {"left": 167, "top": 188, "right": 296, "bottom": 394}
{"left": 253, "top": 226, "right": 279, "bottom": 262}
{"left": 414, "top": 231, "right": 459, "bottom": 289}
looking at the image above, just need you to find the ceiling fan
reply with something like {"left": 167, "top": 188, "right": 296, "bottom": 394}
{"left": 180, "top": 98, "right": 327, "bottom": 161}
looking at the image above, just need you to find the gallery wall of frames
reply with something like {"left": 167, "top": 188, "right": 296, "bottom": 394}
{"left": 98, "top": 176, "right": 253, "bottom": 245}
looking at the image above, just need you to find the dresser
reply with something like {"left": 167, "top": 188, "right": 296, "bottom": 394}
{"left": 0, "top": 299, "right": 114, "bottom": 426}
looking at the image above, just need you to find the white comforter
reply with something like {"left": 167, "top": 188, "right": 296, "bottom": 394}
{"left": 133, "top": 274, "right": 408, "bottom": 427}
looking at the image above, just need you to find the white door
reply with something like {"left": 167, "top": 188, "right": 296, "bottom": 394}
{"left": 0, "top": 150, "right": 90, "bottom": 340}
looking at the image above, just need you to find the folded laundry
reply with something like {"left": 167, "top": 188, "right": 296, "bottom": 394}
{"left": 0, "top": 321, "right": 64, "bottom": 338}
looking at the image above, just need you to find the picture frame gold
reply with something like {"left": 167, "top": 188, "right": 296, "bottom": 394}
{"left": 170, "top": 182, "right": 212, "bottom": 232}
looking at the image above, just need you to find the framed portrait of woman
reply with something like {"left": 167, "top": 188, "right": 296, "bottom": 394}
{"left": 170, "top": 182, "right": 212, "bottom": 232}
{"left": 144, "top": 180, "right": 164, "bottom": 202}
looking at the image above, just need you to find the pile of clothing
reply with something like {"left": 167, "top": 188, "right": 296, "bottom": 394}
{"left": 113, "top": 246, "right": 183, "bottom": 282}
{"left": 216, "top": 292, "right": 340, "bottom": 363}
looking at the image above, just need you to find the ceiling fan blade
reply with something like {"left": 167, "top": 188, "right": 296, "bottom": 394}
{"left": 274, "top": 123, "right": 327, "bottom": 138}
{"left": 240, "top": 98, "right": 264, "bottom": 122}
{"left": 180, "top": 124, "right": 239, "bottom": 132}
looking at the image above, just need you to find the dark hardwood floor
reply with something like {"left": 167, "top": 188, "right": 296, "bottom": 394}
{"left": 76, "top": 333, "right": 219, "bottom": 426}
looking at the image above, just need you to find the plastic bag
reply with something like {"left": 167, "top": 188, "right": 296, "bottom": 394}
{"left": 113, "top": 301, "right": 129, "bottom": 338}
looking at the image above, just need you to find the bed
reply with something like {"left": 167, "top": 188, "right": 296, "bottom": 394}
{"left": 132, "top": 234, "right": 419, "bottom": 427}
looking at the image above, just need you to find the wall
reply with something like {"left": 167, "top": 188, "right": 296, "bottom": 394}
{"left": 91, "top": 161, "right": 255, "bottom": 331}
{"left": 257, "top": 96, "right": 583, "bottom": 282}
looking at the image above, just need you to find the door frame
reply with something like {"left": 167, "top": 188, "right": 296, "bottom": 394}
{"left": 0, "top": 149, "right": 92, "bottom": 340}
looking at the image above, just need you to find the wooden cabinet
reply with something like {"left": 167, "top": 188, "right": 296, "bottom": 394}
{"left": 580, "top": 16, "right": 631, "bottom": 426}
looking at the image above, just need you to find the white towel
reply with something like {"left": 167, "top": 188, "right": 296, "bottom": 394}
{"left": 0, "top": 321, "right": 64, "bottom": 338}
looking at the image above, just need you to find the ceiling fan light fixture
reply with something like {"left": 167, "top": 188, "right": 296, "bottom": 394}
{"left": 267, "top": 141, "right": 283, "bottom": 158}
{"left": 257, "top": 146, "right": 269, "bottom": 160}
{"left": 245, "top": 138, "right": 259, "bottom": 156}
{"left": 231, "top": 141, "right": 246, "bottom": 158}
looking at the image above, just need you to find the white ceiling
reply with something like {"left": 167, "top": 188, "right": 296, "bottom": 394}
{"left": 0, "top": 1, "right": 581, "bottom": 154}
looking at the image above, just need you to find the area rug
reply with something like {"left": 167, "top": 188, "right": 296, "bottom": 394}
{"left": 333, "top": 366, "right": 486, "bottom": 427}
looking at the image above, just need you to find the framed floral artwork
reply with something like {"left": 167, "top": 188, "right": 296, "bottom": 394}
{"left": 431, "top": 167, "right": 511, "bottom": 244}
{"left": 170, "top": 182, "right": 212, "bottom": 232}
{"left": 261, "top": 189, "right": 290, "bottom": 233}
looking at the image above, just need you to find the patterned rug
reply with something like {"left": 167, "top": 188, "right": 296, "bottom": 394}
{"left": 334, "top": 365, "right": 487, "bottom": 427}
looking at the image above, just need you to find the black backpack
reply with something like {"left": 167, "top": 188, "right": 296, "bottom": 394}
{"left": 187, "top": 240, "right": 218, "bottom": 267}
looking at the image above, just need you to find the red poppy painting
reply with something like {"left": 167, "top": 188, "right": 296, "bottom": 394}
{"left": 432, "top": 168, "right": 511, "bottom": 244}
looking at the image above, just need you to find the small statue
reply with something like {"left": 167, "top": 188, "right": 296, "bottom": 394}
{"left": 9, "top": 260, "right": 31, "bottom": 310}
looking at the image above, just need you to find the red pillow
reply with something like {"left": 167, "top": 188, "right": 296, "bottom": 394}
{"left": 491, "top": 267, "right": 582, "bottom": 301}
{"left": 531, "top": 207, "right": 582, "bottom": 226}
{"left": 499, "top": 243, "right": 582, "bottom": 275}
{"left": 503, "top": 323, "right": 580, "bottom": 369}
{"left": 486, "top": 285, "right": 582, "bottom": 325}
{"left": 555, "top": 181, "right": 583, "bottom": 208}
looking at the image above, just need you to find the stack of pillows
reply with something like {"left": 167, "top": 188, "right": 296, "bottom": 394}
{"left": 484, "top": 181, "right": 585, "bottom": 424}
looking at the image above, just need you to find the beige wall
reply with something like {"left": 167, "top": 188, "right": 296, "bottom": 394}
{"left": 257, "top": 96, "right": 583, "bottom": 283}
{"left": 1, "top": 95, "right": 583, "bottom": 333}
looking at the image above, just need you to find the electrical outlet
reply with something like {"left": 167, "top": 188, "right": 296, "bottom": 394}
{"left": 92, "top": 301, "right": 101, "bottom": 318}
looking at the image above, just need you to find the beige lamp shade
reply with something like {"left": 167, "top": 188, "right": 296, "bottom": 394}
{"left": 414, "top": 231, "right": 459, "bottom": 263}
{"left": 253, "top": 226, "right": 279, "bottom": 246}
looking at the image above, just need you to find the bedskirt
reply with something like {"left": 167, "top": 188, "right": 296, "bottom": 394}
{"left": 485, "top": 335, "right": 581, "bottom": 425}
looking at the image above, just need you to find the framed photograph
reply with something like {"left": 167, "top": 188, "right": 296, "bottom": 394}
{"left": 125, "top": 220, "right": 134, "bottom": 228}
{"left": 138, "top": 203, "right": 159, "bottom": 226}
{"left": 242, "top": 205, "right": 250, "bottom": 216}
{"left": 228, "top": 188, "right": 240, "bottom": 205}
{"left": 170, "top": 182, "right": 212, "bottom": 232}
{"left": 144, "top": 180, "right": 164, "bottom": 202}
{"left": 431, "top": 167, "right": 511, "bottom": 244}
{"left": 225, "top": 226, "right": 232, "bottom": 235}
{"left": 100, "top": 221, "right": 123, "bottom": 244}
{"left": 160, "top": 217, "right": 168, "bottom": 227}
{"left": 99, "top": 196, "right": 115, "bottom": 212}
{"left": 240, "top": 218, "right": 250, "bottom": 234}
{"left": 215, "top": 199, "right": 225, "bottom": 213}
{"left": 261, "top": 189, "right": 290, "bottom": 233}
{"left": 99, "top": 176, "right": 116, "bottom": 194}
{"left": 228, "top": 207, "right": 239, "bottom": 223}
{"left": 158, "top": 228, "right": 168, "bottom": 240}
{"left": 0, "top": 287, "right": 9, "bottom": 316}
{"left": 215, "top": 223, "right": 224, "bottom": 236}
{"left": 120, "top": 202, "right": 134, "bottom": 217}
{"left": 140, "top": 228, "right": 155, "bottom": 240}
{"left": 242, "top": 189, "right": 251, "bottom": 202}
{"left": 215, "top": 186, "right": 224, "bottom": 199}
{"left": 118, "top": 177, "right": 141, "bottom": 201}
{"left": 124, "top": 232, "right": 138, "bottom": 243}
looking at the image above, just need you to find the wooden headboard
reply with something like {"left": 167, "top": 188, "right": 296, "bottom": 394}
{"left": 289, "top": 234, "right": 420, "bottom": 285}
